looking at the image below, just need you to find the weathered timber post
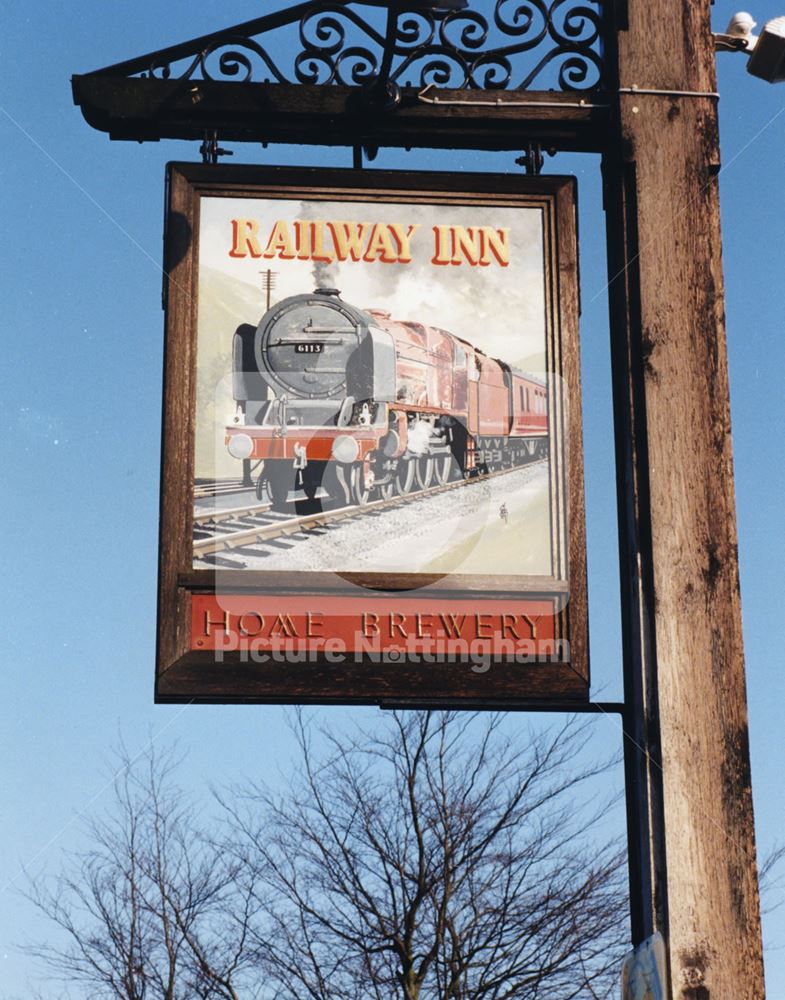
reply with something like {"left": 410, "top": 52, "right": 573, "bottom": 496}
{"left": 603, "top": 0, "right": 766, "bottom": 995}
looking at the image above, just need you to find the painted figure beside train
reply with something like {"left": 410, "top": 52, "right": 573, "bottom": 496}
{"left": 224, "top": 287, "right": 548, "bottom": 509}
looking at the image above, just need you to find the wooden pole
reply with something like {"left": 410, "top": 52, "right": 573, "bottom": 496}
{"left": 603, "top": 0, "right": 765, "bottom": 995}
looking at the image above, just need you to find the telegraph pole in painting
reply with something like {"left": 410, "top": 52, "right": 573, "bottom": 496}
{"left": 260, "top": 268, "right": 277, "bottom": 311}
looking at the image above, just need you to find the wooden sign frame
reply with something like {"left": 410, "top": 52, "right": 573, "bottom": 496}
{"left": 156, "top": 163, "right": 587, "bottom": 705}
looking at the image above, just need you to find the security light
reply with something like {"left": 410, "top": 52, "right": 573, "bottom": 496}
{"left": 715, "top": 11, "right": 785, "bottom": 82}
{"left": 747, "top": 16, "right": 785, "bottom": 81}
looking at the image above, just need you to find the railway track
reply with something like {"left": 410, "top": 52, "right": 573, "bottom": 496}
{"left": 194, "top": 501, "right": 272, "bottom": 527}
{"left": 193, "top": 460, "right": 546, "bottom": 567}
{"left": 193, "top": 479, "right": 251, "bottom": 500}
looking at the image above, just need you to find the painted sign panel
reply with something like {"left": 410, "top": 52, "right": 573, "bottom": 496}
{"left": 156, "top": 164, "right": 587, "bottom": 704}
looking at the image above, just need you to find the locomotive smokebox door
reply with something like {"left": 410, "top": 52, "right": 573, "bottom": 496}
{"left": 254, "top": 289, "right": 369, "bottom": 400}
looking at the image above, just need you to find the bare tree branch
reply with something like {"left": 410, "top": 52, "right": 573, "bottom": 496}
{"left": 27, "top": 715, "right": 627, "bottom": 1000}
{"left": 25, "top": 744, "right": 260, "bottom": 1000}
{"left": 229, "top": 712, "right": 628, "bottom": 1000}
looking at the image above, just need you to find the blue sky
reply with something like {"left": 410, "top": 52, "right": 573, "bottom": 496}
{"left": 1, "top": 1, "right": 784, "bottom": 994}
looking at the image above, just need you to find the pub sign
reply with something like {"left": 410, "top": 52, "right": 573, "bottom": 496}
{"left": 156, "top": 164, "right": 587, "bottom": 705}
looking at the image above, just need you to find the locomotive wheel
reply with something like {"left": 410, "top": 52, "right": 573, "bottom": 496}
{"left": 266, "top": 470, "right": 291, "bottom": 510}
{"left": 379, "top": 479, "right": 397, "bottom": 500}
{"left": 350, "top": 463, "right": 371, "bottom": 506}
{"left": 395, "top": 459, "right": 416, "bottom": 494}
{"left": 433, "top": 453, "right": 453, "bottom": 486}
{"left": 414, "top": 455, "right": 434, "bottom": 491}
{"left": 255, "top": 474, "right": 267, "bottom": 502}
{"left": 319, "top": 463, "right": 344, "bottom": 507}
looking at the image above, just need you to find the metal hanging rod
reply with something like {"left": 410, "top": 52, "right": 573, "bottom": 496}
{"left": 618, "top": 85, "right": 720, "bottom": 98}
{"left": 417, "top": 83, "right": 610, "bottom": 109}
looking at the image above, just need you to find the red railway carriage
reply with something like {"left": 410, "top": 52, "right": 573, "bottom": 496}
{"left": 225, "top": 288, "right": 548, "bottom": 508}
{"left": 508, "top": 368, "right": 549, "bottom": 438}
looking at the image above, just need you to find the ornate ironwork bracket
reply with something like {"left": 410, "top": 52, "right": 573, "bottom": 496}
{"left": 72, "top": 0, "right": 609, "bottom": 154}
{"left": 84, "top": 0, "right": 605, "bottom": 92}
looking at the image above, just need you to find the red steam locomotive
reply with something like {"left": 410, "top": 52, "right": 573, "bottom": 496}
{"left": 224, "top": 287, "right": 548, "bottom": 508}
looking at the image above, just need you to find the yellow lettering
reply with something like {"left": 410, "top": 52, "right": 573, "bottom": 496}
{"left": 262, "top": 220, "right": 296, "bottom": 260}
{"left": 480, "top": 227, "right": 510, "bottom": 267}
{"left": 294, "top": 219, "right": 312, "bottom": 260}
{"left": 364, "top": 224, "right": 398, "bottom": 263}
{"left": 229, "top": 218, "right": 263, "bottom": 258}
{"left": 388, "top": 223, "right": 420, "bottom": 264}
{"left": 432, "top": 225, "right": 452, "bottom": 266}
{"left": 451, "top": 226, "right": 482, "bottom": 266}
{"left": 311, "top": 221, "right": 333, "bottom": 262}
{"left": 328, "top": 221, "right": 370, "bottom": 262}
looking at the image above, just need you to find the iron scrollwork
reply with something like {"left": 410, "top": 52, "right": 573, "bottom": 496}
{"left": 140, "top": 0, "right": 605, "bottom": 93}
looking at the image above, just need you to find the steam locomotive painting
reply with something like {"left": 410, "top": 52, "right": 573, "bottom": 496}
{"left": 224, "top": 287, "right": 549, "bottom": 510}
{"left": 191, "top": 188, "right": 562, "bottom": 579}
